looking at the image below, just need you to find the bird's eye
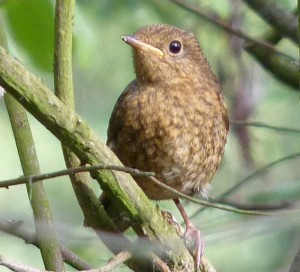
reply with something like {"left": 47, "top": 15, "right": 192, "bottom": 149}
{"left": 169, "top": 40, "right": 182, "bottom": 54}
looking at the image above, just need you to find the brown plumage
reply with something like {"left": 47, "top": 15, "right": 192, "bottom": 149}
{"left": 107, "top": 24, "right": 228, "bottom": 270}
{"left": 108, "top": 24, "right": 228, "bottom": 200}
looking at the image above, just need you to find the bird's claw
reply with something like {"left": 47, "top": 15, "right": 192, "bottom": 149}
{"left": 161, "top": 210, "right": 204, "bottom": 271}
{"left": 183, "top": 223, "right": 204, "bottom": 272}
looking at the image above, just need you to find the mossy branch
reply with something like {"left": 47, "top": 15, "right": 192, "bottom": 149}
{"left": 0, "top": 46, "right": 194, "bottom": 271}
{"left": 52, "top": 4, "right": 153, "bottom": 271}
{"left": 53, "top": 0, "right": 128, "bottom": 263}
{"left": 0, "top": 21, "right": 65, "bottom": 271}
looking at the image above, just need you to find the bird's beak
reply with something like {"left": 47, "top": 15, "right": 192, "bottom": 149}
{"left": 121, "top": 35, "right": 164, "bottom": 57}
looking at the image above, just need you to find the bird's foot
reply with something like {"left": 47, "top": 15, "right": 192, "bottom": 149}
{"left": 183, "top": 222, "right": 204, "bottom": 272}
{"left": 161, "top": 210, "right": 204, "bottom": 271}
{"left": 173, "top": 199, "right": 205, "bottom": 271}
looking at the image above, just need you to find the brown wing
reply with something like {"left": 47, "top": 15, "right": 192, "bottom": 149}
{"left": 106, "top": 80, "right": 138, "bottom": 150}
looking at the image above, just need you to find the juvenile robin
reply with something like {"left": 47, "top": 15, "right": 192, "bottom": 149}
{"left": 107, "top": 24, "right": 229, "bottom": 270}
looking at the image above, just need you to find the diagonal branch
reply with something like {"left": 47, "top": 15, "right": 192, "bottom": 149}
{"left": 244, "top": 31, "right": 299, "bottom": 90}
{"left": 169, "top": 0, "right": 299, "bottom": 90}
{"left": 0, "top": 163, "right": 272, "bottom": 215}
{"left": 0, "top": 46, "right": 194, "bottom": 271}
{"left": 231, "top": 121, "right": 300, "bottom": 134}
{"left": 169, "top": 0, "right": 295, "bottom": 60}
{"left": 0, "top": 164, "right": 154, "bottom": 188}
{"left": 242, "top": 0, "right": 298, "bottom": 43}
{"left": 190, "top": 152, "right": 300, "bottom": 219}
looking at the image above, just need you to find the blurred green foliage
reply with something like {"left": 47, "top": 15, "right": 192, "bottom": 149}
{"left": 0, "top": 0, "right": 299, "bottom": 272}
{"left": 4, "top": 0, "right": 54, "bottom": 70}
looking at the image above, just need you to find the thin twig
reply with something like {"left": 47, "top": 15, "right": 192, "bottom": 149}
{"left": 190, "top": 152, "right": 300, "bottom": 219}
{"left": 83, "top": 251, "right": 132, "bottom": 272}
{"left": 0, "top": 218, "right": 94, "bottom": 270}
{"left": 0, "top": 255, "right": 46, "bottom": 272}
{"left": 1, "top": 162, "right": 276, "bottom": 215}
{"left": 219, "top": 200, "right": 292, "bottom": 211}
{"left": 169, "top": 0, "right": 295, "bottom": 61}
{"left": 148, "top": 177, "right": 272, "bottom": 216}
{"left": 0, "top": 164, "right": 154, "bottom": 188}
{"left": 231, "top": 120, "right": 300, "bottom": 134}
{"left": 1, "top": 163, "right": 272, "bottom": 215}
{"left": 220, "top": 152, "right": 300, "bottom": 200}
{"left": 0, "top": 251, "right": 131, "bottom": 272}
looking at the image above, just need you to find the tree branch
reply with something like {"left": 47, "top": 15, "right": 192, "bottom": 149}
{"left": 219, "top": 200, "right": 293, "bottom": 211}
{"left": 92, "top": 251, "right": 132, "bottom": 272}
{"left": 0, "top": 163, "right": 273, "bottom": 216}
{"left": 0, "top": 164, "right": 154, "bottom": 188}
{"left": 219, "top": 153, "right": 300, "bottom": 200}
{"left": 231, "top": 120, "right": 300, "bottom": 134}
{"left": 0, "top": 218, "right": 94, "bottom": 271}
{"left": 0, "top": 251, "right": 135, "bottom": 272}
{"left": 244, "top": 32, "right": 299, "bottom": 90}
{"left": 190, "top": 152, "right": 300, "bottom": 219}
{"left": 242, "top": 0, "right": 298, "bottom": 43}
{"left": 169, "top": 0, "right": 299, "bottom": 90}
{"left": 52, "top": 2, "right": 136, "bottom": 269}
{"left": 0, "top": 255, "right": 44, "bottom": 272}
{"left": 0, "top": 20, "right": 65, "bottom": 271}
{"left": 148, "top": 177, "right": 272, "bottom": 216}
{"left": 0, "top": 46, "right": 194, "bottom": 271}
{"left": 169, "top": 0, "right": 295, "bottom": 60}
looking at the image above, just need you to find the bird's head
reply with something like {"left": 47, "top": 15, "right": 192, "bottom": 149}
{"left": 122, "top": 24, "right": 212, "bottom": 84}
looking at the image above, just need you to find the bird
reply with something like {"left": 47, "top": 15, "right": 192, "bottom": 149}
{"left": 107, "top": 24, "right": 229, "bottom": 270}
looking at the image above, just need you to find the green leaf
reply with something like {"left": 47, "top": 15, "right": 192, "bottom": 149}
{"left": 4, "top": 0, "right": 54, "bottom": 71}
